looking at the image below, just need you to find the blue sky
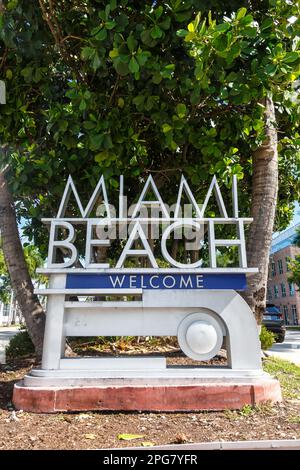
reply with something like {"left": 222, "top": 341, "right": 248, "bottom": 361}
{"left": 288, "top": 201, "right": 300, "bottom": 229}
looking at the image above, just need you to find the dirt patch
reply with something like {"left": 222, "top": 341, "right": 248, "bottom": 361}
{"left": 0, "top": 357, "right": 299, "bottom": 450}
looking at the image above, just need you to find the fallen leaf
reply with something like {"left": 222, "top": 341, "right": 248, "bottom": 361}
{"left": 84, "top": 434, "right": 97, "bottom": 440}
{"left": 141, "top": 441, "right": 155, "bottom": 447}
{"left": 63, "top": 416, "right": 72, "bottom": 423}
{"left": 172, "top": 433, "right": 189, "bottom": 444}
{"left": 118, "top": 433, "right": 145, "bottom": 441}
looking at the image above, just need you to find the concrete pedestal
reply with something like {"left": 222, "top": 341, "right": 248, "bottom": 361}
{"left": 14, "top": 289, "right": 282, "bottom": 413}
{"left": 13, "top": 370, "right": 282, "bottom": 413}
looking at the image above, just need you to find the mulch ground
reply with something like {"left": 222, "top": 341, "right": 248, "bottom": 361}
{"left": 0, "top": 356, "right": 299, "bottom": 450}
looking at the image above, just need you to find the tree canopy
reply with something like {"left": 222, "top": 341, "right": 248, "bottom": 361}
{"left": 0, "top": 238, "right": 46, "bottom": 303}
{"left": 0, "top": 0, "right": 299, "bottom": 259}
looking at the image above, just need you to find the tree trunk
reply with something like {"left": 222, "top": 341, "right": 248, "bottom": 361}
{"left": 243, "top": 96, "right": 278, "bottom": 323}
{"left": 0, "top": 168, "right": 45, "bottom": 356}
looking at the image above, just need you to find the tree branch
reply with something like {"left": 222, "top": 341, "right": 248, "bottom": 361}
{"left": 38, "top": 0, "right": 85, "bottom": 83}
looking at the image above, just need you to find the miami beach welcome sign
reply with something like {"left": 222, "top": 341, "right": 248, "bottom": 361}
{"left": 42, "top": 174, "right": 257, "bottom": 291}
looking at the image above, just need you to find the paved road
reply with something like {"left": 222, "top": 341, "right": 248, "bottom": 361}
{"left": 0, "top": 327, "right": 19, "bottom": 363}
{"left": 267, "top": 329, "right": 300, "bottom": 365}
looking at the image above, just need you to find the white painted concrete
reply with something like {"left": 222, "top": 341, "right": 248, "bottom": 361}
{"left": 177, "top": 312, "right": 224, "bottom": 361}
{"left": 59, "top": 357, "right": 166, "bottom": 370}
{"left": 23, "top": 368, "right": 268, "bottom": 387}
{"left": 32, "top": 266, "right": 264, "bottom": 385}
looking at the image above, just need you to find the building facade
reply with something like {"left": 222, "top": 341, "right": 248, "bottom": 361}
{"left": 0, "top": 292, "right": 22, "bottom": 326}
{"left": 267, "top": 224, "right": 300, "bottom": 325}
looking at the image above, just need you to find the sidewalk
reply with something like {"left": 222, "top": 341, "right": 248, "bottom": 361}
{"left": 267, "top": 330, "right": 300, "bottom": 365}
{"left": 110, "top": 439, "right": 300, "bottom": 451}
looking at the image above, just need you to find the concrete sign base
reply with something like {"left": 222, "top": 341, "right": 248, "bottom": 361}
{"left": 12, "top": 282, "right": 282, "bottom": 412}
{"left": 13, "top": 374, "right": 282, "bottom": 413}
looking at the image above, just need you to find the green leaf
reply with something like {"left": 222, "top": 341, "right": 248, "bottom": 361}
{"left": 162, "top": 123, "right": 172, "bottom": 133}
{"left": 161, "top": 64, "right": 175, "bottom": 79}
{"left": 140, "top": 29, "right": 157, "bottom": 47}
{"left": 155, "top": 5, "right": 164, "bottom": 20}
{"left": 176, "top": 103, "right": 187, "bottom": 118}
{"left": 265, "top": 63, "right": 277, "bottom": 76}
{"left": 151, "top": 25, "right": 163, "bottom": 39}
{"left": 261, "top": 18, "right": 273, "bottom": 31}
{"left": 95, "top": 28, "right": 107, "bottom": 41}
{"left": 105, "top": 20, "right": 116, "bottom": 30}
{"left": 113, "top": 57, "right": 129, "bottom": 76}
{"left": 226, "top": 71, "right": 237, "bottom": 82}
{"left": 21, "top": 67, "right": 33, "bottom": 82}
{"left": 152, "top": 72, "right": 162, "bottom": 84}
{"left": 110, "top": 0, "right": 117, "bottom": 11}
{"left": 239, "top": 14, "right": 254, "bottom": 26}
{"left": 145, "top": 95, "right": 158, "bottom": 111}
{"left": 176, "top": 29, "right": 187, "bottom": 37}
{"left": 283, "top": 52, "right": 299, "bottom": 64}
{"left": 83, "top": 121, "right": 96, "bottom": 130}
{"left": 127, "top": 34, "right": 137, "bottom": 52}
{"left": 242, "top": 26, "right": 257, "bottom": 38}
{"left": 133, "top": 95, "right": 145, "bottom": 110}
{"left": 58, "top": 120, "right": 68, "bottom": 132}
{"left": 118, "top": 434, "right": 145, "bottom": 441}
{"left": 89, "top": 134, "right": 104, "bottom": 150}
{"left": 104, "top": 134, "right": 113, "bottom": 149}
{"left": 118, "top": 97, "right": 124, "bottom": 108}
{"left": 110, "top": 177, "right": 119, "bottom": 188}
{"left": 136, "top": 51, "right": 150, "bottom": 66}
{"left": 95, "top": 150, "right": 109, "bottom": 162}
{"left": 213, "top": 35, "right": 228, "bottom": 52}
{"left": 236, "top": 7, "right": 247, "bottom": 20}
{"left": 215, "top": 23, "right": 230, "bottom": 32}
{"left": 109, "top": 48, "right": 119, "bottom": 58}
{"left": 79, "top": 100, "right": 86, "bottom": 111}
{"left": 105, "top": 4, "right": 111, "bottom": 19}
{"left": 81, "top": 47, "right": 95, "bottom": 60}
{"left": 129, "top": 56, "right": 139, "bottom": 73}
{"left": 84, "top": 91, "right": 91, "bottom": 100}
{"left": 92, "top": 53, "right": 101, "bottom": 70}
{"left": 159, "top": 16, "right": 171, "bottom": 30}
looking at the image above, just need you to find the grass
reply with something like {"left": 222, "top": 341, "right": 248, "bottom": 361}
{"left": 263, "top": 356, "right": 300, "bottom": 399}
{"left": 239, "top": 404, "right": 255, "bottom": 417}
{"left": 288, "top": 415, "right": 300, "bottom": 424}
{"left": 223, "top": 358, "right": 300, "bottom": 420}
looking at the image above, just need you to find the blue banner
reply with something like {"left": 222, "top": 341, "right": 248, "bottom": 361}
{"left": 66, "top": 273, "right": 247, "bottom": 290}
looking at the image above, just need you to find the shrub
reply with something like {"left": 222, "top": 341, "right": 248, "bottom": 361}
{"left": 5, "top": 329, "right": 35, "bottom": 358}
{"left": 260, "top": 325, "right": 275, "bottom": 350}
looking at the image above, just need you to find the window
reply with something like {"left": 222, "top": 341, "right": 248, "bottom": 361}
{"left": 280, "top": 283, "right": 286, "bottom": 297}
{"left": 3, "top": 304, "right": 10, "bottom": 316}
{"left": 267, "top": 287, "right": 272, "bottom": 302}
{"left": 286, "top": 257, "right": 291, "bottom": 272}
{"left": 271, "top": 261, "right": 276, "bottom": 277}
{"left": 289, "top": 282, "right": 295, "bottom": 296}
{"left": 291, "top": 305, "right": 298, "bottom": 325}
{"left": 274, "top": 285, "right": 279, "bottom": 298}
{"left": 283, "top": 305, "right": 289, "bottom": 325}
{"left": 278, "top": 259, "right": 283, "bottom": 274}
